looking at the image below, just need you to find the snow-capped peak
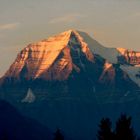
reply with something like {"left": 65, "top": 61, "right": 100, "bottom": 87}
{"left": 4, "top": 29, "right": 94, "bottom": 80}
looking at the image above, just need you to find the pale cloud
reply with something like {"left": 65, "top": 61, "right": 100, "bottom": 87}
{"left": 0, "top": 22, "right": 20, "bottom": 30}
{"left": 49, "top": 14, "right": 85, "bottom": 24}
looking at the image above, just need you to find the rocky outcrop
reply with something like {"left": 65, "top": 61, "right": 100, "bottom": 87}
{"left": 117, "top": 48, "right": 140, "bottom": 65}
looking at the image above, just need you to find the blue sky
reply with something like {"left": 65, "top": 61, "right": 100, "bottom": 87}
{"left": 0, "top": 0, "right": 140, "bottom": 76}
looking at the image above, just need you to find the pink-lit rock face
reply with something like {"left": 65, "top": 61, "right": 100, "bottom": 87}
{"left": 117, "top": 48, "right": 140, "bottom": 65}
{"left": 4, "top": 30, "right": 94, "bottom": 81}
{"left": 99, "top": 62, "right": 116, "bottom": 84}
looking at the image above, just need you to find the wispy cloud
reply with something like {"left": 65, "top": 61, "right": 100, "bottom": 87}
{"left": 0, "top": 22, "right": 20, "bottom": 30}
{"left": 49, "top": 14, "right": 85, "bottom": 24}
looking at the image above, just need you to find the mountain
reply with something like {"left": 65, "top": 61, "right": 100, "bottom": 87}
{"left": 0, "top": 30, "right": 139, "bottom": 95}
{"left": 0, "top": 29, "right": 140, "bottom": 140}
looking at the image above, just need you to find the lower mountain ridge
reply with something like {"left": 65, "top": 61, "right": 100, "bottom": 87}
{"left": 0, "top": 29, "right": 140, "bottom": 140}
{"left": 0, "top": 99, "right": 52, "bottom": 140}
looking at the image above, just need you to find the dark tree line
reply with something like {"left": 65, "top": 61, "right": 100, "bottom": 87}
{"left": 97, "top": 114, "right": 136, "bottom": 140}
{"left": 0, "top": 110, "right": 138, "bottom": 140}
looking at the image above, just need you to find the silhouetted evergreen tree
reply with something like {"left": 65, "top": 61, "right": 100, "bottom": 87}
{"left": 53, "top": 129, "right": 64, "bottom": 140}
{"left": 97, "top": 118, "right": 114, "bottom": 140}
{"left": 115, "top": 114, "right": 136, "bottom": 140}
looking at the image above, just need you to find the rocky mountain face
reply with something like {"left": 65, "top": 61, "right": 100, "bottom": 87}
{"left": 117, "top": 48, "right": 140, "bottom": 65}
{"left": 0, "top": 30, "right": 140, "bottom": 140}
{"left": 1, "top": 30, "right": 139, "bottom": 94}
{"left": 4, "top": 30, "right": 94, "bottom": 80}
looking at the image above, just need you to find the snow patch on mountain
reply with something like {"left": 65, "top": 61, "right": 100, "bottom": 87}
{"left": 78, "top": 31, "right": 121, "bottom": 64}
{"left": 120, "top": 65, "right": 140, "bottom": 87}
{"left": 21, "top": 88, "right": 36, "bottom": 103}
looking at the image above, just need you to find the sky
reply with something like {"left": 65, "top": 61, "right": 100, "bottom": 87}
{"left": 0, "top": 0, "right": 140, "bottom": 76}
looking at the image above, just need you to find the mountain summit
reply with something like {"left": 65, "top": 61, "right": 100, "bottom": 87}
{"left": 4, "top": 30, "right": 94, "bottom": 81}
